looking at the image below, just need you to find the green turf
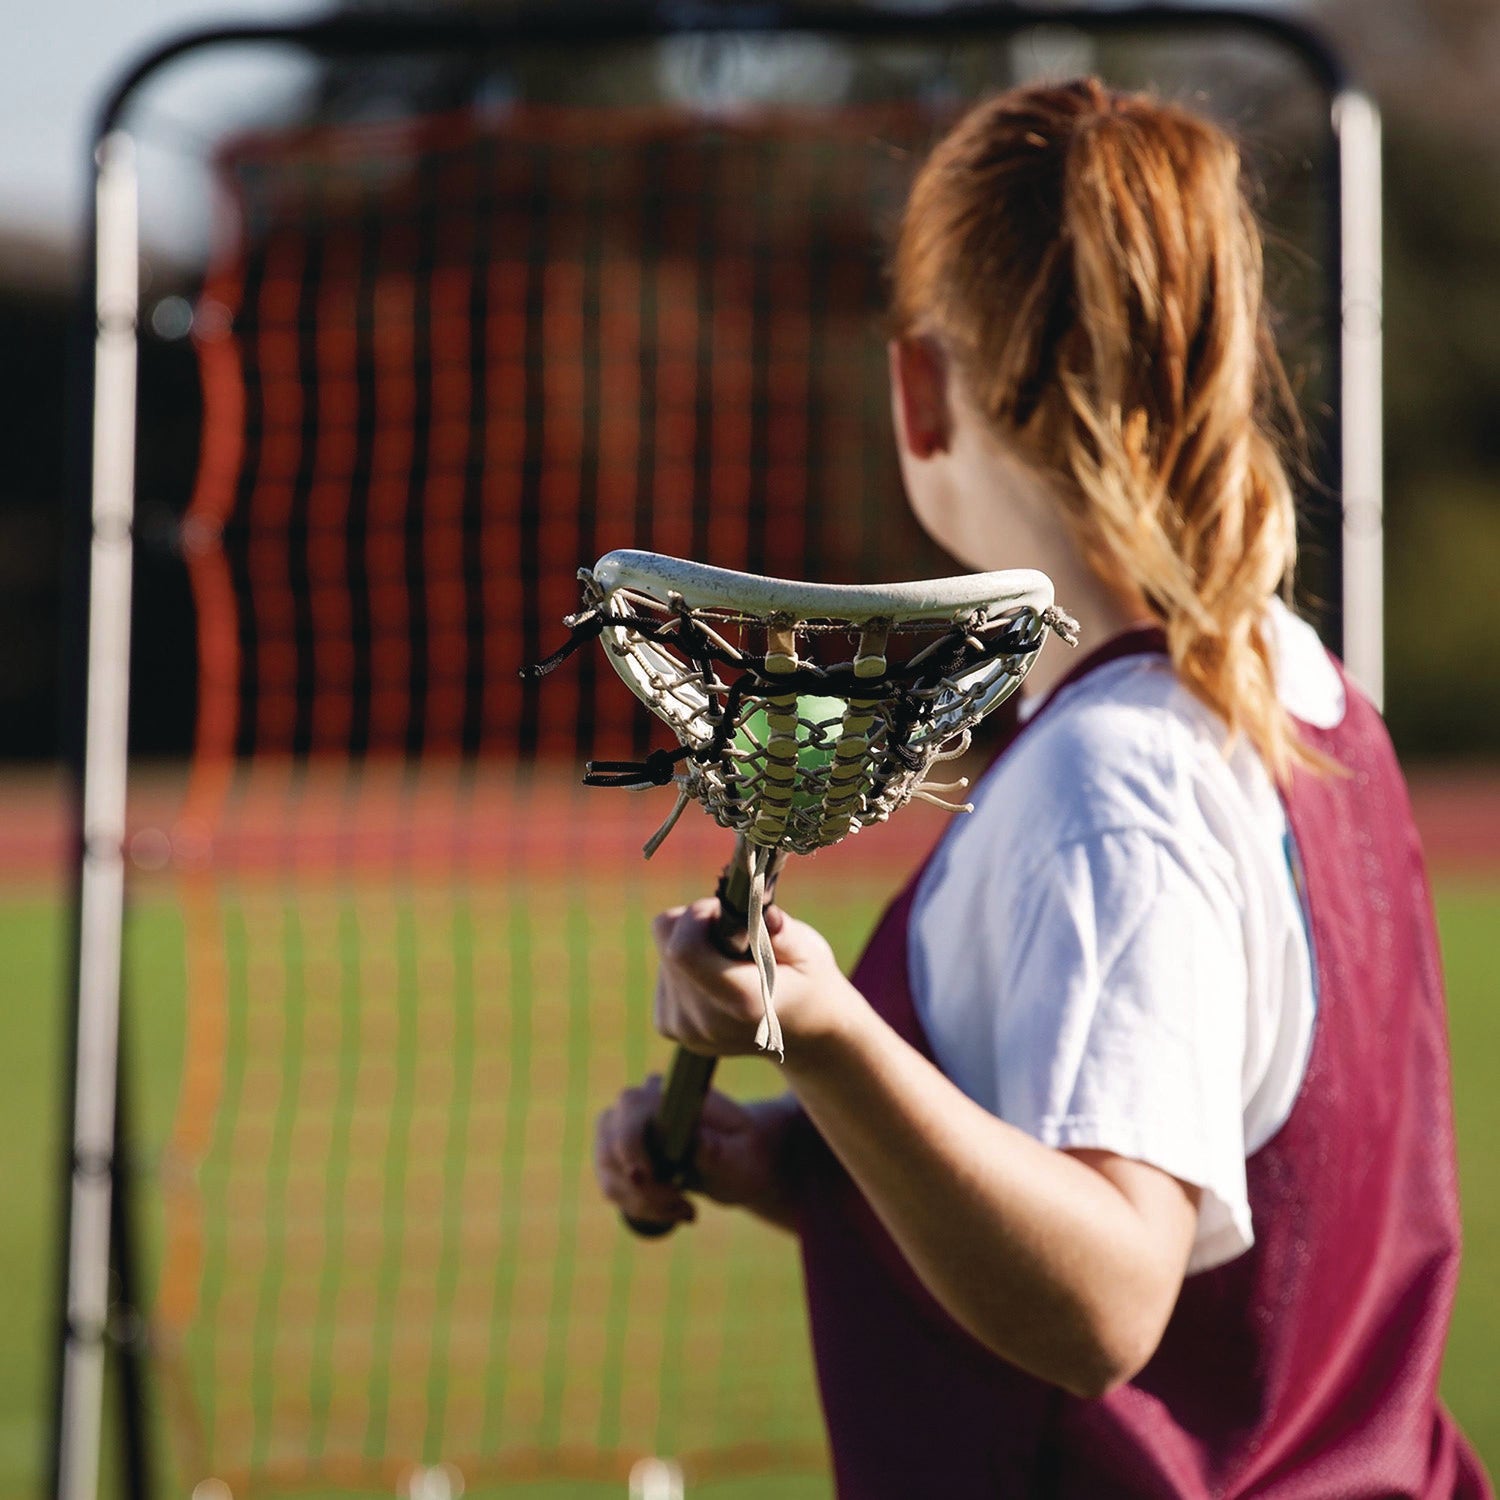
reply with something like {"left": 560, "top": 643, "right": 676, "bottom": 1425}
{"left": 2, "top": 878, "right": 1497, "bottom": 1498}
{"left": 0, "top": 892, "right": 65, "bottom": 1492}
{"left": 1435, "top": 885, "right": 1500, "bottom": 1458}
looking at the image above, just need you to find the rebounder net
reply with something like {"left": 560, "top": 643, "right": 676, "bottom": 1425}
{"left": 143, "top": 89, "right": 956, "bottom": 1500}
{"left": 100, "top": 19, "right": 1348, "bottom": 1500}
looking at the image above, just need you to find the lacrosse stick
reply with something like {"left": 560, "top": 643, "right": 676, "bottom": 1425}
{"left": 527, "top": 549, "right": 1077, "bottom": 1236}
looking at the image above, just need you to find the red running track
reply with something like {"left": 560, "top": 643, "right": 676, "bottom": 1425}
{"left": 2, "top": 762, "right": 1497, "bottom": 883}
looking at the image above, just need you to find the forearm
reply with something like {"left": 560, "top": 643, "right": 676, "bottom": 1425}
{"left": 783, "top": 986, "right": 1189, "bottom": 1397}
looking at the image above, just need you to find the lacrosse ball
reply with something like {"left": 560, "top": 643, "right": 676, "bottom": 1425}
{"left": 735, "top": 694, "right": 848, "bottom": 805}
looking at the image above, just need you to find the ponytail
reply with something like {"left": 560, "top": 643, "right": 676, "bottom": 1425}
{"left": 894, "top": 79, "right": 1310, "bottom": 781}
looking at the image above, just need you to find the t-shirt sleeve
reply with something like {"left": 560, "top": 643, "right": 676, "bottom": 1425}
{"left": 994, "top": 828, "right": 1254, "bottom": 1273}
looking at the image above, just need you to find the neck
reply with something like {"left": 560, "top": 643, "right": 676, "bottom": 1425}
{"left": 942, "top": 449, "right": 1154, "bottom": 702}
{"left": 926, "top": 407, "right": 1157, "bottom": 699}
{"left": 1022, "top": 548, "right": 1154, "bottom": 703}
{"left": 910, "top": 399, "right": 1157, "bottom": 699}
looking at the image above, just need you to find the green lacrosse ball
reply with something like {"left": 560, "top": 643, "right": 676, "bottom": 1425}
{"left": 734, "top": 694, "right": 848, "bottom": 807}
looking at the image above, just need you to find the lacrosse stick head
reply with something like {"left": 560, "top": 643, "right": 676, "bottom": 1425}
{"left": 576, "top": 550, "right": 1078, "bottom": 858}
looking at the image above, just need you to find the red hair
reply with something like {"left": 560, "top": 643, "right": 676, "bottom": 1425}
{"left": 893, "top": 79, "right": 1308, "bottom": 779}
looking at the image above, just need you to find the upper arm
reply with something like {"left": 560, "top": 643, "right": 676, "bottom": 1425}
{"left": 991, "top": 830, "right": 1255, "bottom": 1272}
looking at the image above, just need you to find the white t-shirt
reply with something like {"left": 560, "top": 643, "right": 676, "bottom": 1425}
{"left": 907, "top": 601, "right": 1345, "bottom": 1274}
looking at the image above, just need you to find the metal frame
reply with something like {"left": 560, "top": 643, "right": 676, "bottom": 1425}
{"left": 58, "top": 8, "right": 1380, "bottom": 1497}
{"left": 57, "top": 129, "right": 139, "bottom": 1500}
{"left": 1334, "top": 89, "right": 1384, "bottom": 705}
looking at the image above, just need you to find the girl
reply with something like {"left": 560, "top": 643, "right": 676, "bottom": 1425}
{"left": 594, "top": 79, "right": 1489, "bottom": 1497}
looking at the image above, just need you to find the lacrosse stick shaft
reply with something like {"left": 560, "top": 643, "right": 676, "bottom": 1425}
{"left": 625, "top": 838, "right": 784, "bottom": 1239}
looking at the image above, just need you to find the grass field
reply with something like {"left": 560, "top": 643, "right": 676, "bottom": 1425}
{"left": 2, "top": 870, "right": 1496, "bottom": 1498}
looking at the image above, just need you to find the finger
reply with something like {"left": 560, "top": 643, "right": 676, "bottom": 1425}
{"left": 624, "top": 1074, "right": 663, "bottom": 1116}
{"left": 765, "top": 908, "right": 837, "bottom": 969}
{"left": 615, "top": 1162, "right": 695, "bottom": 1222}
{"left": 665, "top": 903, "right": 749, "bottom": 984}
{"left": 595, "top": 1120, "right": 672, "bottom": 1200}
{"left": 607, "top": 1077, "right": 663, "bottom": 1156}
{"left": 652, "top": 973, "right": 670, "bottom": 1039}
{"left": 603, "top": 1112, "right": 652, "bottom": 1180}
{"left": 652, "top": 999, "right": 722, "bottom": 1056}
{"left": 598, "top": 1079, "right": 664, "bottom": 1173}
{"left": 651, "top": 905, "right": 690, "bottom": 951}
{"left": 652, "top": 976, "right": 718, "bottom": 1053}
{"left": 665, "top": 898, "right": 721, "bottom": 961}
{"left": 599, "top": 1161, "right": 693, "bottom": 1223}
{"left": 597, "top": 1077, "right": 660, "bottom": 1133}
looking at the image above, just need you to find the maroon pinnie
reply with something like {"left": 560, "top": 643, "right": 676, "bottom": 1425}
{"left": 794, "top": 635, "right": 1491, "bottom": 1499}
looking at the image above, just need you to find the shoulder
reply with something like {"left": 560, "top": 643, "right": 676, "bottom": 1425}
{"left": 926, "top": 611, "right": 1337, "bottom": 908}
{"left": 992, "top": 655, "right": 1229, "bottom": 863}
{"left": 988, "top": 603, "right": 1342, "bottom": 857}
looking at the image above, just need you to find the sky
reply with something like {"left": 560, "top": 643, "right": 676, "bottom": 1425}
{"left": 4, "top": 0, "right": 329, "bottom": 256}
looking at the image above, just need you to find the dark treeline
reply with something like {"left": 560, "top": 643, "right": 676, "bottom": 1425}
{"left": 1313, "top": 0, "right": 1500, "bottom": 754}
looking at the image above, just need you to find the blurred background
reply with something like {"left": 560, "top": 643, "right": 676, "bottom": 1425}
{"left": 1, "top": 1, "right": 1495, "bottom": 1497}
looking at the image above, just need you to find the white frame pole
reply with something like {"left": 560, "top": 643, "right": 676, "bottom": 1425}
{"left": 1334, "top": 89, "right": 1384, "bottom": 706}
{"left": 57, "top": 129, "right": 140, "bottom": 1500}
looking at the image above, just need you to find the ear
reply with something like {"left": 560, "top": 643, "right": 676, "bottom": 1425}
{"left": 888, "top": 335, "right": 952, "bottom": 461}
